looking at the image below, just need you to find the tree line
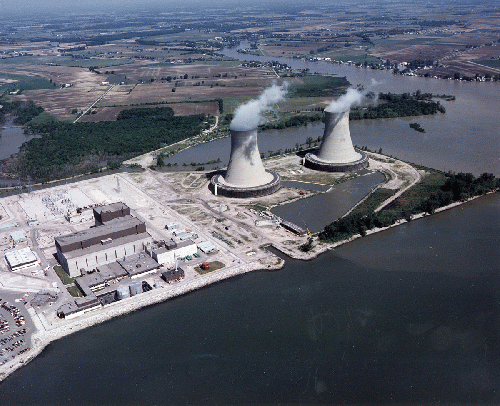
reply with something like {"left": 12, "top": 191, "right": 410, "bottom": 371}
{"left": 350, "top": 92, "right": 446, "bottom": 120}
{"left": 16, "top": 107, "right": 209, "bottom": 181}
{"left": 319, "top": 172, "right": 500, "bottom": 243}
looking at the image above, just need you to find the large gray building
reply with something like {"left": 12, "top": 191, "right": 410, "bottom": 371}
{"left": 55, "top": 209, "right": 152, "bottom": 277}
{"left": 93, "top": 202, "right": 130, "bottom": 226}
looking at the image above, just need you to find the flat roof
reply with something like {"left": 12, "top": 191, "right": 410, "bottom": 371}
{"left": 197, "top": 241, "right": 216, "bottom": 253}
{"left": 93, "top": 202, "right": 129, "bottom": 215}
{"left": 117, "top": 254, "right": 159, "bottom": 276}
{"left": 5, "top": 247, "right": 37, "bottom": 268}
{"left": 10, "top": 230, "right": 26, "bottom": 241}
{"left": 78, "top": 273, "right": 105, "bottom": 288}
{"left": 0, "top": 222, "right": 18, "bottom": 231}
{"left": 55, "top": 216, "right": 144, "bottom": 250}
{"left": 154, "top": 239, "right": 196, "bottom": 255}
{"left": 96, "top": 261, "right": 129, "bottom": 281}
{"left": 62, "top": 232, "right": 152, "bottom": 259}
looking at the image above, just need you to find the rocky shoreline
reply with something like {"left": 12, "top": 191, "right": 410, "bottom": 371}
{"left": 0, "top": 257, "right": 283, "bottom": 382}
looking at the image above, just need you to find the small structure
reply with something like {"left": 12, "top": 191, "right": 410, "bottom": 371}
{"left": 280, "top": 220, "right": 308, "bottom": 236}
{"left": 161, "top": 267, "right": 185, "bottom": 283}
{"left": 65, "top": 209, "right": 94, "bottom": 224}
{"left": 57, "top": 297, "right": 101, "bottom": 320}
{"left": 10, "top": 230, "right": 27, "bottom": 244}
{"left": 5, "top": 248, "right": 38, "bottom": 271}
{"left": 197, "top": 241, "right": 216, "bottom": 254}
{"left": 165, "top": 222, "right": 180, "bottom": 230}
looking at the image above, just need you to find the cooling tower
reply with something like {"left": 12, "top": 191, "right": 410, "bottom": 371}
{"left": 305, "top": 111, "right": 368, "bottom": 172}
{"left": 210, "top": 128, "right": 280, "bottom": 198}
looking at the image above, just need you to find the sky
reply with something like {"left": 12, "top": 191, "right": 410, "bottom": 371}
{"left": 0, "top": 0, "right": 292, "bottom": 16}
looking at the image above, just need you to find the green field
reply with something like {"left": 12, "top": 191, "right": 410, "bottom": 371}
{"left": 0, "top": 73, "right": 56, "bottom": 92}
{"left": 67, "top": 286, "right": 84, "bottom": 297}
{"left": 194, "top": 261, "right": 225, "bottom": 275}
{"left": 0, "top": 55, "right": 130, "bottom": 68}
{"left": 54, "top": 265, "right": 76, "bottom": 285}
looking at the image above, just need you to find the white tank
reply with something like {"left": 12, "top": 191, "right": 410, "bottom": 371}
{"left": 223, "top": 128, "right": 274, "bottom": 187}
{"left": 129, "top": 281, "right": 143, "bottom": 296}
{"left": 116, "top": 285, "right": 130, "bottom": 300}
{"left": 316, "top": 111, "right": 361, "bottom": 164}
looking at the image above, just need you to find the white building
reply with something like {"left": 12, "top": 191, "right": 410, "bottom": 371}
{"left": 145, "top": 240, "right": 197, "bottom": 265}
{"left": 5, "top": 248, "right": 38, "bottom": 271}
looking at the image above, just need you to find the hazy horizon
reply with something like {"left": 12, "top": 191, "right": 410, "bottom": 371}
{"left": 1, "top": 0, "right": 496, "bottom": 18}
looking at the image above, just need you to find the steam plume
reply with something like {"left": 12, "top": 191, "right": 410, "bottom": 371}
{"left": 230, "top": 83, "right": 287, "bottom": 131}
{"left": 325, "top": 79, "right": 382, "bottom": 113}
{"left": 325, "top": 87, "right": 365, "bottom": 113}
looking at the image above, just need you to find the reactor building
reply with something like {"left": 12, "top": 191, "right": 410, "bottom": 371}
{"left": 304, "top": 110, "right": 368, "bottom": 172}
{"left": 210, "top": 128, "right": 280, "bottom": 198}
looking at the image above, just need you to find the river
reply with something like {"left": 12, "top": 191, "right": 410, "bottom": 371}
{"left": 0, "top": 47, "right": 499, "bottom": 404}
{"left": 163, "top": 42, "right": 499, "bottom": 176}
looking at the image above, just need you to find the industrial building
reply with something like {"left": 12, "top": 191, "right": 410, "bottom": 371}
{"left": 305, "top": 111, "right": 368, "bottom": 172}
{"left": 161, "top": 267, "right": 185, "bottom": 283}
{"left": 5, "top": 248, "right": 38, "bottom": 271}
{"left": 144, "top": 239, "right": 197, "bottom": 265}
{"left": 55, "top": 203, "right": 153, "bottom": 277}
{"left": 210, "top": 128, "right": 281, "bottom": 198}
{"left": 93, "top": 202, "right": 130, "bottom": 226}
{"left": 56, "top": 296, "right": 101, "bottom": 320}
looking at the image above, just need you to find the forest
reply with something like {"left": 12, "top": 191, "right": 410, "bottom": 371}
{"left": 14, "top": 107, "right": 210, "bottom": 181}
{"left": 349, "top": 92, "right": 446, "bottom": 120}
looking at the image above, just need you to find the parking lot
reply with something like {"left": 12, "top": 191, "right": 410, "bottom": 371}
{"left": 0, "top": 293, "right": 34, "bottom": 366}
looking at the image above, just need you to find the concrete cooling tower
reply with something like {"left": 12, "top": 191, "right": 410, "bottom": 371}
{"left": 304, "top": 111, "right": 368, "bottom": 172}
{"left": 210, "top": 128, "right": 280, "bottom": 198}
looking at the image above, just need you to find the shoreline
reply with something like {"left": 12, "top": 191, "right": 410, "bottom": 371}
{"left": 0, "top": 257, "right": 283, "bottom": 382}
{"left": 0, "top": 191, "right": 496, "bottom": 382}
{"left": 271, "top": 191, "right": 497, "bottom": 262}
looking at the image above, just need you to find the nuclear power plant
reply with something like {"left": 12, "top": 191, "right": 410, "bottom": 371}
{"left": 210, "top": 128, "right": 280, "bottom": 198}
{"left": 305, "top": 110, "right": 368, "bottom": 172}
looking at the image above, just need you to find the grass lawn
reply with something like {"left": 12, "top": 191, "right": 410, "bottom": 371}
{"left": 54, "top": 265, "right": 76, "bottom": 285}
{"left": 351, "top": 188, "right": 397, "bottom": 217}
{"left": 380, "top": 170, "right": 448, "bottom": 217}
{"left": 194, "top": 261, "right": 225, "bottom": 275}
{"left": 67, "top": 285, "right": 84, "bottom": 297}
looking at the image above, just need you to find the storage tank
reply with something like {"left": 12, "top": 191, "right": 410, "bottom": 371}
{"left": 129, "top": 281, "right": 143, "bottom": 296}
{"left": 116, "top": 285, "right": 130, "bottom": 300}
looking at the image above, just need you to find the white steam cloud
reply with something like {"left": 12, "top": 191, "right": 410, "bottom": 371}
{"left": 325, "top": 87, "right": 365, "bottom": 113}
{"left": 230, "top": 83, "right": 288, "bottom": 131}
{"left": 325, "top": 79, "right": 381, "bottom": 113}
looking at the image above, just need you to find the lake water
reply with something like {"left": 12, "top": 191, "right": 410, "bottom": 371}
{"left": 0, "top": 193, "right": 498, "bottom": 405}
{"left": 0, "top": 47, "right": 499, "bottom": 404}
